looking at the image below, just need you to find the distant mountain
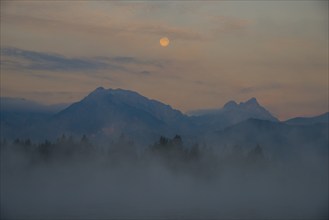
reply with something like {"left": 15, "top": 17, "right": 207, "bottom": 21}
{"left": 204, "top": 118, "right": 328, "bottom": 159}
{"left": 189, "top": 97, "right": 278, "bottom": 132}
{"left": 1, "top": 88, "right": 327, "bottom": 148}
{"left": 285, "top": 112, "right": 329, "bottom": 125}
{"left": 0, "top": 97, "right": 69, "bottom": 113}
{"left": 44, "top": 87, "right": 192, "bottom": 142}
{"left": 0, "top": 97, "right": 70, "bottom": 139}
{"left": 1, "top": 89, "right": 193, "bottom": 141}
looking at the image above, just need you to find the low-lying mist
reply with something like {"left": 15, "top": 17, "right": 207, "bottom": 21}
{"left": 1, "top": 135, "right": 328, "bottom": 219}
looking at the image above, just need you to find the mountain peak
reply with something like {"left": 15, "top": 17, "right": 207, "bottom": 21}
{"left": 223, "top": 100, "right": 238, "bottom": 109}
{"left": 91, "top": 86, "right": 105, "bottom": 93}
{"left": 243, "top": 97, "right": 259, "bottom": 106}
{"left": 95, "top": 86, "right": 105, "bottom": 91}
{"left": 87, "top": 87, "right": 107, "bottom": 98}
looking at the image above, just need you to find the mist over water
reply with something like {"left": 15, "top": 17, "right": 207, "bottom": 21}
{"left": 1, "top": 136, "right": 328, "bottom": 219}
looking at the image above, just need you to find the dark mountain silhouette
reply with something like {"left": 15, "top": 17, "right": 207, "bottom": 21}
{"left": 46, "top": 87, "right": 191, "bottom": 142}
{"left": 0, "top": 87, "right": 327, "bottom": 146}
{"left": 189, "top": 97, "right": 278, "bottom": 133}
{"left": 0, "top": 97, "right": 69, "bottom": 113}
{"left": 285, "top": 112, "right": 328, "bottom": 125}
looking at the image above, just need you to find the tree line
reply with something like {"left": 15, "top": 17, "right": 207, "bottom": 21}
{"left": 1, "top": 134, "right": 267, "bottom": 176}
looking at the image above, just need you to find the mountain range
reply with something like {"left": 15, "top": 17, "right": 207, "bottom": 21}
{"left": 0, "top": 97, "right": 69, "bottom": 113}
{"left": 189, "top": 97, "right": 279, "bottom": 133}
{"left": 284, "top": 112, "right": 329, "bottom": 125}
{"left": 1, "top": 87, "right": 328, "bottom": 148}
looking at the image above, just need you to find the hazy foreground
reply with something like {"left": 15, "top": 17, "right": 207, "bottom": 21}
{"left": 1, "top": 136, "right": 328, "bottom": 219}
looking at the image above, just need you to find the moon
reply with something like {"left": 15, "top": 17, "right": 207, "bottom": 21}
{"left": 160, "top": 37, "right": 170, "bottom": 47}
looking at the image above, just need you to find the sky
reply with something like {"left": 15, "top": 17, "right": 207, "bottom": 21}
{"left": 0, "top": 1, "right": 328, "bottom": 120}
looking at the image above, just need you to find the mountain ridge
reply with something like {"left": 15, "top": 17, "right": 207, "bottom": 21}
{"left": 1, "top": 87, "right": 327, "bottom": 142}
{"left": 285, "top": 112, "right": 328, "bottom": 125}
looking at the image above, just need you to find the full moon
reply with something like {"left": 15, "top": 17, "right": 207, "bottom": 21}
{"left": 160, "top": 37, "right": 170, "bottom": 47}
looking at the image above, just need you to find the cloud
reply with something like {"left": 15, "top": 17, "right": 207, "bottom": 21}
{"left": 111, "top": 57, "right": 137, "bottom": 63}
{"left": 139, "top": 70, "right": 151, "bottom": 75}
{"left": 132, "top": 23, "right": 206, "bottom": 41}
{"left": 1, "top": 47, "right": 165, "bottom": 75}
{"left": 3, "top": 13, "right": 206, "bottom": 41}
{"left": 2, "top": 1, "right": 209, "bottom": 41}
{"left": 1, "top": 47, "right": 112, "bottom": 72}
{"left": 239, "top": 83, "right": 283, "bottom": 94}
{"left": 211, "top": 15, "right": 253, "bottom": 35}
{"left": 1, "top": 2, "right": 253, "bottom": 48}
{"left": 108, "top": 56, "right": 168, "bottom": 69}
